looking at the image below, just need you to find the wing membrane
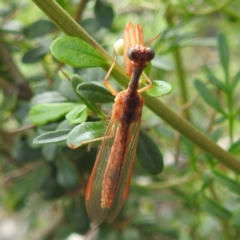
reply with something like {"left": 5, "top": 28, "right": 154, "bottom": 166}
{"left": 107, "top": 114, "right": 142, "bottom": 222}
{"left": 86, "top": 105, "right": 143, "bottom": 225}
{"left": 85, "top": 115, "right": 117, "bottom": 225}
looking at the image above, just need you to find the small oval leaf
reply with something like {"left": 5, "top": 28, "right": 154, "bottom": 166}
{"left": 77, "top": 82, "right": 114, "bottom": 103}
{"left": 33, "top": 129, "right": 70, "bottom": 145}
{"left": 29, "top": 103, "right": 78, "bottom": 125}
{"left": 137, "top": 130, "right": 164, "bottom": 175}
{"left": 30, "top": 91, "right": 67, "bottom": 106}
{"left": 94, "top": 0, "right": 114, "bottom": 28}
{"left": 71, "top": 74, "right": 84, "bottom": 94}
{"left": 65, "top": 105, "right": 88, "bottom": 124}
{"left": 24, "top": 19, "right": 57, "bottom": 38}
{"left": 146, "top": 80, "right": 172, "bottom": 97}
{"left": 50, "top": 36, "right": 107, "bottom": 68}
{"left": 59, "top": 80, "right": 79, "bottom": 101}
{"left": 42, "top": 144, "right": 58, "bottom": 161}
{"left": 22, "top": 46, "right": 49, "bottom": 64}
{"left": 67, "top": 122, "right": 107, "bottom": 148}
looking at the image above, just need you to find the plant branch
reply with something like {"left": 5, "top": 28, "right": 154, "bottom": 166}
{"left": 165, "top": 13, "right": 190, "bottom": 120}
{"left": 74, "top": 0, "right": 88, "bottom": 22}
{"left": 31, "top": 0, "right": 240, "bottom": 175}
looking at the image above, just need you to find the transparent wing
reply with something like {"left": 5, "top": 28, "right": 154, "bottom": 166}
{"left": 107, "top": 114, "right": 142, "bottom": 223}
{"left": 85, "top": 105, "right": 143, "bottom": 225}
{"left": 85, "top": 115, "right": 118, "bottom": 225}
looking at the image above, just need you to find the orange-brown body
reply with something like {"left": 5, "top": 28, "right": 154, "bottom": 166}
{"left": 85, "top": 22, "right": 156, "bottom": 225}
{"left": 101, "top": 90, "right": 144, "bottom": 208}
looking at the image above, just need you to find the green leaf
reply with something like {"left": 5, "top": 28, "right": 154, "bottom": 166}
{"left": 212, "top": 170, "right": 240, "bottom": 195}
{"left": 42, "top": 144, "right": 58, "bottom": 161}
{"left": 94, "top": 0, "right": 114, "bottom": 28}
{"left": 229, "top": 139, "right": 240, "bottom": 155}
{"left": 71, "top": 74, "right": 84, "bottom": 94}
{"left": 203, "top": 196, "right": 232, "bottom": 219}
{"left": 194, "top": 79, "right": 225, "bottom": 115}
{"left": 207, "top": 73, "right": 227, "bottom": 92}
{"left": 33, "top": 129, "right": 70, "bottom": 145}
{"left": 137, "top": 130, "right": 164, "bottom": 175}
{"left": 50, "top": 36, "right": 107, "bottom": 68}
{"left": 230, "top": 70, "right": 240, "bottom": 91}
{"left": 22, "top": 46, "right": 49, "bottom": 64}
{"left": 65, "top": 105, "right": 88, "bottom": 124}
{"left": 30, "top": 91, "right": 67, "bottom": 106}
{"left": 67, "top": 122, "right": 107, "bottom": 148}
{"left": 29, "top": 103, "right": 78, "bottom": 125}
{"left": 71, "top": 78, "right": 104, "bottom": 116}
{"left": 146, "top": 80, "right": 172, "bottom": 97}
{"left": 218, "top": 33, "right": 229, "bottom": 79}
{"left": 56, "top": 159, "right": 80, "bottom": 189}
{"left": 77, "top": 82, "right": 114, "bottom": 103}
{"left": 24, "top": 19, "right": 57, "bottom": 38}
{"left": 59, "top": 80, "right": 79, "bottom": 101}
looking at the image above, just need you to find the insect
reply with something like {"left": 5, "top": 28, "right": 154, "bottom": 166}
{"left": 85, "top": 22, "right": 158, "bottom": 225}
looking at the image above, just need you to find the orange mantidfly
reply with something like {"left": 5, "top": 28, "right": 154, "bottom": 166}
{"left": 85, "top": 22, "right": 159, "bottom": 225}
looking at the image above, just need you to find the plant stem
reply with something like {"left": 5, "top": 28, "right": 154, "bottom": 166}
{"left": 173, "top": 49, "right": 190, "bottom": 120}
{"left": 142, "top": 94, "right": 240, "bottom": 174}
{"left": 32, "top": 0, "right": 127, "bottom": 86}
{"left": 132, "top": 173, "right": 200, "bottom": 190}
{"left": 165, "top": 13, "right": 190, "bottom": 120}
{"left": 31, "top": 0, "right": 240, "bottom": 175}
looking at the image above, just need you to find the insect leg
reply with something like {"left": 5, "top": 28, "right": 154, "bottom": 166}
{"left": 104, "top": 53, "right": 118, "bottom": 96}
{"left": 137, "top": 72, "right": 153, "bottom": 93}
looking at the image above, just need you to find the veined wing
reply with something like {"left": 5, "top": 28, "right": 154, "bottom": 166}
{"left": 85, "top": 114, "right": 117, "bottom": 225}
{"left": 107, "top": 112, "right": 142, "bottom": 223}
{"left": 85, "top": 104, "right": 143, "bottom": 225}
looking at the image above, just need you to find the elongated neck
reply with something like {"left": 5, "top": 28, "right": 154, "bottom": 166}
{"left": 127, "top": 63, "right": 146, "bottom": 97}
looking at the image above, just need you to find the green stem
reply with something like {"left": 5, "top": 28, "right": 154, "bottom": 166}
{"left": 165, "top": 13, "right": 190, "bottom": 120}
{"left": 132, "top": 173, "right": 200, "bottom": 190}
{"left": 32, "top": 0, "right": 127, "bottom": 86}
{"left": 142, "top": 94, "right": 240, "bottom": 174}
{"left": 32, "top": 0, "right": 240, "bottom": 175}
{"left": 173, "top": 49, "right": 190, "bottom": 120}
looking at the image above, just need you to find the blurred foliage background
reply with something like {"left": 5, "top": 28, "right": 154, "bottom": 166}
{"left": 1, "top": 0, "right": 240, "bottom": 239}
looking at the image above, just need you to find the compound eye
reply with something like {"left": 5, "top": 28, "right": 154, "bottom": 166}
{"left": 127, "top": 47, "right": 155, "bottom": 62}
{"left": 127, "top": 47, "right": 138, "bottom": 61}
{"left": 144, "top": 47, "right": 155, "bottom": 62}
